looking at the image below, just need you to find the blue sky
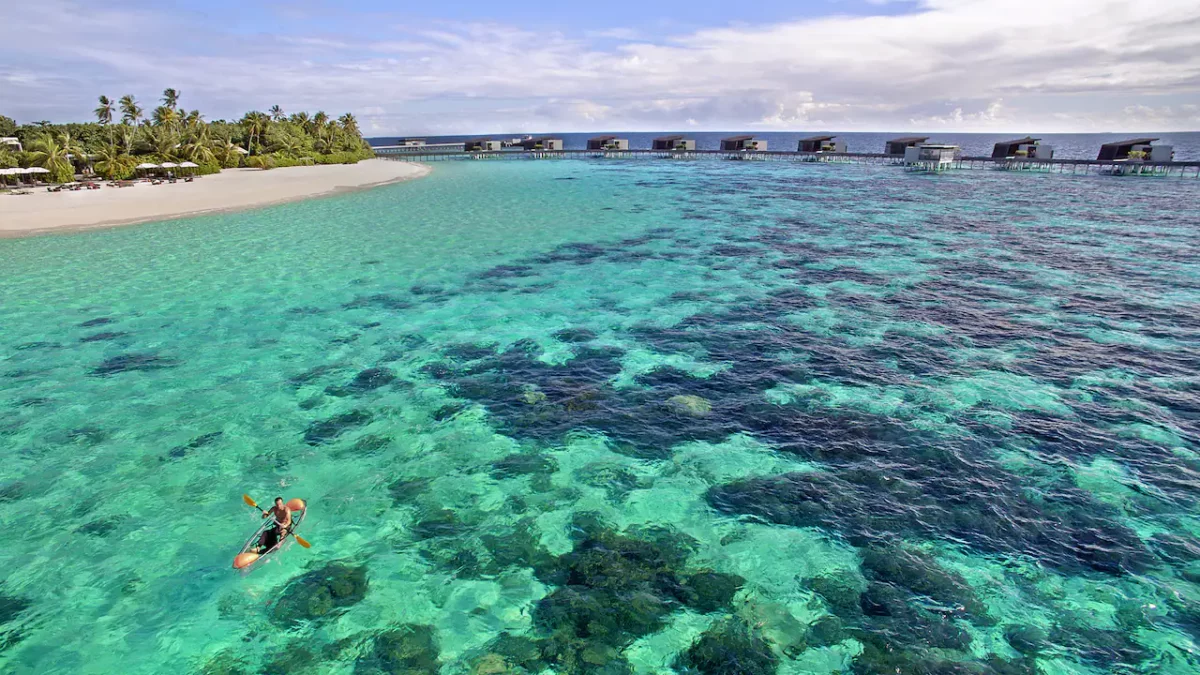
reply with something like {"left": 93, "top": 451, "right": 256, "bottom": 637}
{"left": 2, "top": 0, "right": 1198, "bottom": 134}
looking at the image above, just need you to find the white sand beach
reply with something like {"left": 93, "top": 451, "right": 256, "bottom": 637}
{"left": 0, "top": 159, "right": 430, "bottom": 237}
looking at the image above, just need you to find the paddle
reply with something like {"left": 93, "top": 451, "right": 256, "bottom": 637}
{"left": 243, "top": 494, "right": 311, "bottom": 549}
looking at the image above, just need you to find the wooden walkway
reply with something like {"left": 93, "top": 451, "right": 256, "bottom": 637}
{"left": 373, "top": 146, "right": 1200, "bottom": 177}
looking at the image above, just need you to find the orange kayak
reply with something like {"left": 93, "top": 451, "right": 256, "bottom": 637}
{"left": 233, "top": 498, "right": 306, "bottom": 570}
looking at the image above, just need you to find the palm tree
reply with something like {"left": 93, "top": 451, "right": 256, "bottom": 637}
{"left": 147, "top": 125, "right": 180, "bottom": 160}
{"left": 162, "top": 88, "right": 181, "bottom": 110}
{"left": 119, "top": 95, "right": 142, "bottom": 125}
{"left": 289, "top": 111, "right": 311, "bottom": 129}
{"left": 93, "top": 143, "right": 134, "bottom": 180}
{"left": 338, "top": 113, "right": 359, "bottom": 137}
{"left": 312, "top": 111, "right": 329, "bottom": 134}
{"left": 115, "top": 125, "right": 135, "bottom": 154}
{"left": 269, "top": 105, "right": 285, "bottom": 122}
{"left": 28, "top": 133, "right": 73, "bottom": 181}
{"left": 272, "top": 133, "right": 304, "bottom": 157}
{"left": 180, "top": 123, "right": 218, "bottom": 165}
{"left": 240, "top": 111, "right": 270, "bottom": 155}
{"left": 184, "top": 109, "right": 204, "bottom": 130}
{"left": 313, "top": 125, "right": 334, "bottom": 154}
{"left": 58, "top": 130, "right": 86, "bottom": 165}
{"left": 152, "top": 105, "right": 180, "bottom": 129}
{"left": 94, "top": 96, "right": 114, "bottom": 125}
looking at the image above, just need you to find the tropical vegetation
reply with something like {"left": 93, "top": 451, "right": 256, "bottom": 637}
{"left": 0, "top": 89, "right": 374, "bottom": 182}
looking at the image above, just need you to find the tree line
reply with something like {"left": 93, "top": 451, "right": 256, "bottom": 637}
{"left": 0, "top": 88, "right": 374, "bottom": 182}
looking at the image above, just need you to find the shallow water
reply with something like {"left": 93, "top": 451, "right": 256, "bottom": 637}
{"left": 1, "top": 161, "right": 1199, "bottom": 675}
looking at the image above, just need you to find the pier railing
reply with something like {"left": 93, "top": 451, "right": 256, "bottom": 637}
{"left": 373, "top": 147, "right": 1200, "bottom": 177}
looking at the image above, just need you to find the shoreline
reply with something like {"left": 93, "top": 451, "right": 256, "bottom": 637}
{"left": 0, "top": 159, "right": 431, "bottom": 239}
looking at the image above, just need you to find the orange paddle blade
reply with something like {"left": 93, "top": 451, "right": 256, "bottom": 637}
{"left": 294, "top": 534, "right": 311, "bottom": 549}
{"left": 242, "top": 494, "right": 259, "bottom": 510}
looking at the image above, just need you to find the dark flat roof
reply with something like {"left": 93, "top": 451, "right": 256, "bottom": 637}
{"left": 994, "top": 137, "right": 1040, "bottom": 145}
{"left": 887, "top": 136, "right": 929, "bottom": 143}
{"left": 589, "top": 135, "right": 617, "bottom": 141}
{"left": 465, "top": 138, "right": 496, "bottom": 143}
{"left": 798, "top": 134, "right": 837, "bottom": 142}
{"left": 722, "top": 135, "right": 755, "bottom": 142}
{"left": 1100, "top": 137, "right": 1159, "bottom": 147}
{"left": 532, "top": 135, "right": 562, "bottom": 141}
{"left": 654, "top": 134, "right": 686, "bottom": 141}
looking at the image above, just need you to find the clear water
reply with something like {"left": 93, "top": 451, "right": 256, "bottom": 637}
{"left": 1, "top": 161, "right": 1199, "bottom": 675}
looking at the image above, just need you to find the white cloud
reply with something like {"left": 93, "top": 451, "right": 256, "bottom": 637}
{"left": 0, "top": 0, "right": 1198, "bottom": 133}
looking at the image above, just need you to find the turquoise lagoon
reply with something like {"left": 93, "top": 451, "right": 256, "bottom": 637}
{"left": 1, "top": 160, "right": 1199, "bottom": 674}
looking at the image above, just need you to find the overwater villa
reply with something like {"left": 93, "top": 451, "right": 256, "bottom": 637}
{"left": 519, "top": 136, "right": 564, "bottom": 151}
{"left": 904, "top": 143, "right": 961, "bottom": 172}
{"left": 992, "top": 137, "right": 1053, "bottom": 160}
{"left": 798, "top": 135, "right": 846, "bottom": 153}
{"left": 396, "top": 138, "right": 426, "bottom": 147}
{"left": 1097, "top": 138, "right": 1173, "bottom": 162}
{"left": 465, "top": 139, "right": 502, "bottom": 152}
{"left": 884, "top": 136, "right": 928, "bottom": 155}
{"left": 587, "top": 135, "right": 629, "bottom": 151}
{"left": 652, "top": 135, "right": 696, "bottom": 151}
{"left": 720, "top": 135, "right": 767, "bottom": 151}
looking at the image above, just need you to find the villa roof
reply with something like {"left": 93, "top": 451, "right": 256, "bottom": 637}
{"left": 1100, "top": 137, "right": 1159, "bottom": 147}
{"left": 654, "top": 134, "right": 685, "bottom": 141}
{"left": 722, "top": 135, "right": 755, "bottom": 142}
{"left": 798, "top": 134, "right": 837, "bottom": 142}
{"left": 887, "top": 136, "right": 929, "bottom": 144}
{"left": 589, "top": 135, "right": 618, "bottom": 142}
{"left": 994, "top": 137, "right": 1040, "bottom": 146}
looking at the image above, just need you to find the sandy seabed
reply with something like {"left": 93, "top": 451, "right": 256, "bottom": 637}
{"left": 0, "top": 159, "right": 430, "bottom": 237}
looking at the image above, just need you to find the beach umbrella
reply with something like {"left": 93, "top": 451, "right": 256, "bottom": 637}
{"left": 26, "top": 167, "right": 49, "bottom": 174}
{"left": 160, "top": 162, "right": 178, "bottom": 168}
{"left": 136, "top": 163, "right": 159, "bottom": 169}
{"left": 179, "top": 161, "right": 199, "bottom": 168}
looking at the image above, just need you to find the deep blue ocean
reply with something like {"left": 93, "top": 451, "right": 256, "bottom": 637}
{"left": 369, "top": 131, "right": 1200, "bottom": 160}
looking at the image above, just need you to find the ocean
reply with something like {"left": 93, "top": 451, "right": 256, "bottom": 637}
{"left": 1, "top": 159, "right": 1199, "bottom": 674}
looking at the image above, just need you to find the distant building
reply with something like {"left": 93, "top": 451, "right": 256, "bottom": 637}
{"left": 1097, "top": 137, "right": 1173, "bottom": 162}
{"left": 519, "top": 136, "right": 564, "bottom": 151}
{"left": 465, "top": 139, "right": 502, "bottom": 152}
{"left": 884, "top": 136, "right": 929, "bottom": 155}
{"left": 1, "top": 137, "right": 21, "bottom": 152}
{"left": 904, "top": 143, "right": 961, "bottom": 171}
{"left": 396, "top": 138, "right": 426, "bottom": 147}
{"left": 720, "top": 135, "right": 767, "bottom": 151}
{"left": 992, "top": 137, "right": 1053, "bottom": 160}
{"left": 587, "top": 135, "right": 629, "bottom": 150}
{"left": 798, "top": 135, "right": 845, "bottom": 153}
{"left": 652, "top": 135, "right": 696, "bottom": 151}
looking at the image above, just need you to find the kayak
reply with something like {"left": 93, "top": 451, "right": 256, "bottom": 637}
{"left": 233, "top": 498, "right": 306, "bottom": 570}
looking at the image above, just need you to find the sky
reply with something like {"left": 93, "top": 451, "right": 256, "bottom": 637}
{"left": 2, "top": 0, "right": 1199, "bottom": 135}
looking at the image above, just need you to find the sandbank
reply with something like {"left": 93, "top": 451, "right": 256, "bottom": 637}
{"left": 0, "top": 159, "right": 430, "bottom": 237}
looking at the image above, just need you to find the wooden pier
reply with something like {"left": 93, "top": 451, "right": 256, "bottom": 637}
{"left": 372, "top": 146, "right": 1200, "bottom": 177}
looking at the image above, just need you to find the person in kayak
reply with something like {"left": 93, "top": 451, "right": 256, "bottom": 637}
{"left": 257, "top": 497, "right": 292, "bottom": 553}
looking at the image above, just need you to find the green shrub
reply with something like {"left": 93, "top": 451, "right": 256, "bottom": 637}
{"left": 49, "top": 164, "right": 76, "bottom": 183}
